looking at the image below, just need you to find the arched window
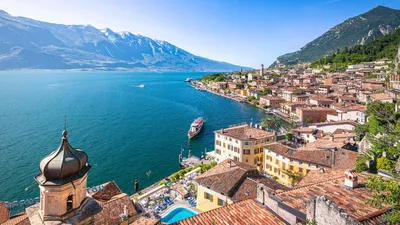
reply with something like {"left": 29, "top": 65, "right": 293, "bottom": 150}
{"left": 67, "top": 195, "right": 73, "bottom": 211}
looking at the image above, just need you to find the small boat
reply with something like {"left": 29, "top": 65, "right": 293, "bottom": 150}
{"left": 139, "top": 84, "right": 146, "bottom": 88}
{"left": 185, "top": 78, "right": 194, "bottom": 82}
{"left": 188, "top": 117, "right": 204, "bottom": 139}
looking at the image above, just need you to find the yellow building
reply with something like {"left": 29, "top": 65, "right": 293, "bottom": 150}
{"left": 238, "top": 89, "right": 247, "bottom": 97}
{"left": 263, "top": 142, "right": 358, "bottom": 186}
{"left": 195, "top": 159, "right": 288, "bottom": 212}
{"left": 214, "top": 124, "right": 275, "bottom": 166}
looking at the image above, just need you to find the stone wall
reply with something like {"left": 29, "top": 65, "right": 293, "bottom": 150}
{"left": 306, "top": 196, "right": 361, "bottom": 225}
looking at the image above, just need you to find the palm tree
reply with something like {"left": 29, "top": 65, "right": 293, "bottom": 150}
{"left": 261, "top": 117, "right": 278, "bottom": 131}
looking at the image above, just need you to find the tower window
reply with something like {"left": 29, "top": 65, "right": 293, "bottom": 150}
{"left": 67, "top": 195, "right": 73, "bottom": 211}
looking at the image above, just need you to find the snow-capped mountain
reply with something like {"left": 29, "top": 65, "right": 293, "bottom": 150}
{"left": 0, "top": 10, "right": 249, "bottom": 71}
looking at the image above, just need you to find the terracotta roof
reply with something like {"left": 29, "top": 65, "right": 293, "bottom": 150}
{"left": 296, "top": 169, "right": 347, "bottom": 187}
{"left": 0, "top": 213, "right": 29, "bottom": 225}
{"left": 195, "top": 160, "right": 257, "bottom": 196}
{"left": 0, "top": 202, "right": 9, "bottom": 224}
{"left": 214, "top": 124, "right": 274, "bottom": 140}
{"left": 370, "top": 93, "right": 393, "bottom": 101}
{"left": 309, "top": 120, "right": 358, "bottom": 127}
{"left": 231, "top": 174, "right": 290, "bottom": 202}
{"left": 275, "top": 173, "right": 388, "bottom": 222}
{"left": 130, "top": 217, "right": 160, "bottom": 225}
{"left": 298, "top": 131, "right": 356, "bottom": 151}
{"left": 175, "top": 199, "right": 287, "bottom": 225}
{"left": 91, "top": 181, "right": 123, "bottom": 202}
{"left": 264, "top": 142, "right": 357, "bottom": 169}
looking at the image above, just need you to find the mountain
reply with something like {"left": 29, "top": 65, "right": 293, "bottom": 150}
{"left": 0, "top": 10, "right": 250, "bottom": 71}
{"left": 271, "top": 6, "right": 400, "bottom": 67}
{"left": 311, "top": 27, "right": 400, "bottom": 71}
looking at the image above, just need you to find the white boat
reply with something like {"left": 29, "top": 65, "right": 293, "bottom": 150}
{"left": 188, "top": 117, "right": 204, "bottom": 139}
{"left": 139, "top": 84, "right": 146, "bottom": 88}
{"left": 185, "top": 78, "right": 194, "bottom": 82}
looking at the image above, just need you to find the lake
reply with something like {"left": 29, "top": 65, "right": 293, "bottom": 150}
{"left": 0, "top": 71, "right": 267, "bottom": 203}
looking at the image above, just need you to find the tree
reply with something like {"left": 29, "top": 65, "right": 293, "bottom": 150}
{"left": 261, "top": 117, "right": 279, "bottom": 131}
{"left": 305, "top": 118, "right": 313, "bottom": 124}
{"left": 366, "top": 176, "right": 400, "bottom": 224}
{"left": 286, "top": 132, "right": 294, "bottom": 142}
{"left": 260, "top": 88, "right": 272, "bottom": 96}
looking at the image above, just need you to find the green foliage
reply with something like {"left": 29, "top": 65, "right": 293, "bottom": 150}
{"left": 261, "top": 117, "right": 278, "bottom": 131}
{"left": 366, "top": 176, "right": 400, "bottom": 224}
{"left": 355, "top": 123, "right": 369, "bottom": 140}
{"left": 248, "top": 96, "right": 256, "bottom": 101}
{"left": 377, "top": 157, "right": 397, "bottom": 171}
{"left": 318, "top": 118, "right": 326, "bottom": 123}
{"left": 158, "top": 180, "right": 167, "bottom": 186}
{"left": 311, "top": 28, "right": 400, "bottom": 68}
{"left": 201, "top": 73, "right": 226, "bottom": 83}
{"left": 355, "top": 157, "right": 369, "bottom": 172}
{"left": 285, "top": 132, "right": 294, "bottom": 142}
{"left": 260, "top": 88, "right": 272, "bottom": 96}
{"left": 305, "top": 118, "right": 313, "bottom": 124}
{"left": 304, "top": 219, "right": 318, "bottom": 225}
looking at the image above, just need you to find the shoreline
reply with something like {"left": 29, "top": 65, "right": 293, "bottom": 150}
{"left": 191, "top": 83, "right": 294, "bottom": 125}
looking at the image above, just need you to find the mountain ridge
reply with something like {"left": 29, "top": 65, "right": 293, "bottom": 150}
{"left": 270, "top": 6, "right": 400, "bottom": 67}
{"left": 0, "top": 10, "right": 250, "bottom": 71}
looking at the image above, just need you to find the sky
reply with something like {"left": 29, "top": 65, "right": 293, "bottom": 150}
{"left": 1, "top": 0, "right": 400, "bottom": 68}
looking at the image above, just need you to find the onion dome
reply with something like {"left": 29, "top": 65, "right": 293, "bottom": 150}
{"left": 35, "top": 130, "right": 91, "bottom": 186}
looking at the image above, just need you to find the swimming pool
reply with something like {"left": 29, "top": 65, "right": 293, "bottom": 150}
{"left": 161, "top": 207, "right": 197, "bottom": 224}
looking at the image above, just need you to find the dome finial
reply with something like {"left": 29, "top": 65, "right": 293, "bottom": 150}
{"left": 62, "top": 115, "right": 68, "bottom": 139}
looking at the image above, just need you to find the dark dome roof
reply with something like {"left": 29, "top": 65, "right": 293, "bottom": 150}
{"left": 36, "top": 130, "right": 90, "bottom": 185}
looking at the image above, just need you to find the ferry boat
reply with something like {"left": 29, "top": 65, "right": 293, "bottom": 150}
{"left": 188, "top": 117, "right": 204, "bottom": 139}
{"left": 139, "top": 84, "right": 146, "bottom": 88}
{"left": 185, "top": 78, "right": 194, "bottom": 82}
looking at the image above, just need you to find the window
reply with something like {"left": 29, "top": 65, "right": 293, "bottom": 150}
{"left": 243, "top": 149, "right": 251, "bottom": 155}
{"left": 215, "top": 149, "right": 221, "bottom": 155}
{"left": 229, "top": 138, "right": 232, "bottom": 141}
{"left": 234, "top": 156, "right": 239, "bottom": 161}
{"left": 275, "top": 159, "right": 280, "bottom": 165}
{"left": 282, "top": 163, "right": 286, "bottom": 169}
{"left": 289, "top": 165, "right": 294, "bottom": 170}
{"left": 67, "top": 195, "right": 73, "bottom": 211}
{"left": 216, "top": 140, "right": 221, "bottom": 146}
{"left": 299, "top": 167, "right": 303, "bottom": 173}
{"left": 254, "top": 148, "right": 259, "bottom": 154}
{"left": 260, "top": 148, "right": 264, "bottom": 153}
{"left": 218, "top": 199, "right": 224, "bottom": 206}
{"left": 204, "top": 192, "right": 213, "bottom": 202}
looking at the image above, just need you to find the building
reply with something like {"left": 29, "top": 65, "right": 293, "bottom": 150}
{"left": 308, "top": 120, "right": 357, "bottom": 133}
{"left": 291, "top": 127, "right": 324, "bottom": 144}
{"left": 214, "top": 124, "right": 275, "bottom": 166}
{"left": 259, "top": 96, "right": 285, "bottom": 108}
{"left": 280, "top": 102, "right": 308, "bottom": 117}
{"left": 327, "top": 103, "right": 366, "bottom": 124}
{"left": 3, "top": 129, "right": 159, "bottom": 225}
{"left": 259, "top": 171, "right": 390, "bottom": 225}
{"left": 361, "top": 80, "right": 385, "bottom": 91}
{"left": 175, "top": 199, "right": 287, "bottom": 225}
{"left": 296, "top": 107, "right": 337, "bottom": 123}
{"left": 211, "top": 82, "right": 228, "bottom": 91}
{"left": 308, "top": 97, "right": 334, "bottom": 107}
{"left": 195, "top": 159, "right": 288, "bottom": 212}
{"left": 263, "top": 141, "right": 357, "bottom": 186}
{"left": 369, "top": 93, "right": 394, "bottom": 103}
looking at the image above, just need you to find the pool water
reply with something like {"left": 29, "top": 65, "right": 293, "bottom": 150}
{"left": 161, "top": 207, "right": 197, "bottom": 224}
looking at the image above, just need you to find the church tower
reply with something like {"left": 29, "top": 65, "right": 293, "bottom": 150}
{"left": 35, "top": 129, "right": 91, "bottom": 221}
{"left": 260, "top": 64, "right": 264, "bottom": 76}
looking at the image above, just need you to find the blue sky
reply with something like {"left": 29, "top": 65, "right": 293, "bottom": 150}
{"left": 1, "top": 0, "right": 400, "bottom": 68}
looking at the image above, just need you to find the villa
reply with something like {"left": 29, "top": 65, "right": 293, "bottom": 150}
{"left": 213, "top": 123, "right": 275, "bottom": 166}
{"left": 194, "top": 159, "right": 288, "bottom": 212}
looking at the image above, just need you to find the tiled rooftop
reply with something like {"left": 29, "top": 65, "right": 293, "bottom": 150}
{"left": 0, "top": 202, "right": 9, "bottom": 224}
{"left": 275, "top": 173, "right": 388, "bottom": 222}
{"left": 175, "top": 199, "right": 287, "bottom": 225}
{"left": 264, "top": 142, "right": 357, "bottom": 169}
{"left": 214, "top": 124, "right": 274, "bottom": 140}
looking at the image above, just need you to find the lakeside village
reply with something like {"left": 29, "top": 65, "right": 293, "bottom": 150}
{"left": 2, "top": 60, "right": 400, "bottom": 225}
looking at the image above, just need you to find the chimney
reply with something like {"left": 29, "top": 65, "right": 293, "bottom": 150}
{"left": 344, "top": 171, "right": 358, "bottom": 189}
{"left": 329, "top": 134, "right": 334, "bottom": 142}
{"left": 319, "top": 168, "right": 325, "bottom": 173}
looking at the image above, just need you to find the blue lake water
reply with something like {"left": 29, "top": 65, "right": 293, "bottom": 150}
{"left": 0, "top": 71, "right": 267, "bottom": 203}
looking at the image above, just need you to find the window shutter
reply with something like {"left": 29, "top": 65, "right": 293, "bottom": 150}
{"left": 204, "top": 192, "right": 207, "bottom": 199}
{"left": 210, "top": 195, "right": 213, "bottom": 202}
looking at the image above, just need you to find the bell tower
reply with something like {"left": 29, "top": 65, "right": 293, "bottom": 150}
{"left": 35, "top": 129, "right": 91, "bottom": 221}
